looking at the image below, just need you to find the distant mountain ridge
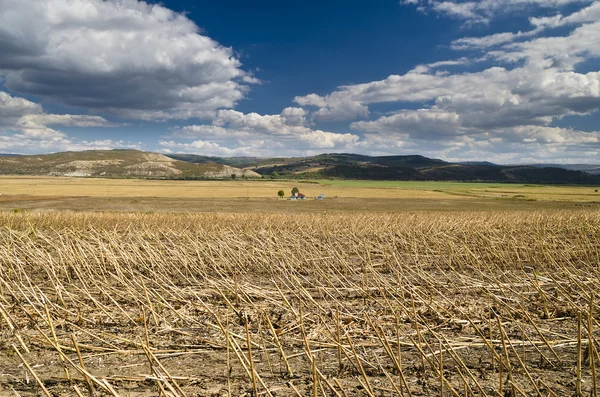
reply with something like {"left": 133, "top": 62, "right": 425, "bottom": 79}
{"left": 528, "top": 163, "right": 600, "bottom": 175}
{"left": 0, "top": 150, "right": 261, "bottom": 179}
{"left": 168, "top": 152, "right": 600, "bottom": 184}
{"left": 167, "top": 153, "right": 447, "bottom": 170}
{"left": 0, "top": 150, "right": 598, "bottom": 184}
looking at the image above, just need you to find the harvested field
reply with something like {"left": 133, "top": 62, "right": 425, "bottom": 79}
{"left": 0, "top": 210, "right": 599, "bottom": 396}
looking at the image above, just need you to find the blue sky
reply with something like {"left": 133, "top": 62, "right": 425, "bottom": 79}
{"left": 1, "top": 0, "right": 599, "bottom": 163}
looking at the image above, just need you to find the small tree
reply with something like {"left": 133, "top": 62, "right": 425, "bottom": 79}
{"left": 278, "top": 190, "right": 285, "bottom": 199}
{"left": 291, "top": 187, "right": 299, "bottom": 196}
{"left": 271, "top": 171, "right": 280, "bottom": 179}
{"left": 231, "top": 174, "right": 237, "bottom": 180}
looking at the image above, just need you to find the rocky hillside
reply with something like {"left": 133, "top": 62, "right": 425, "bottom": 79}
{"left": 0, "top": 150, "right": 261, "bottom": 179}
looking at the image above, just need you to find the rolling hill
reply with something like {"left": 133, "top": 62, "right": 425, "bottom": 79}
{"left": 167, "top": 153, "right": 447, "bottom": 173}
{"left": 167, "top": 152, "right": 600, "bottom": 184}
{"left": 0, "top": 150, "right": 598, "bottom": 184}
{"left": 0, "top": 150, "right": 261, "bottom": 179}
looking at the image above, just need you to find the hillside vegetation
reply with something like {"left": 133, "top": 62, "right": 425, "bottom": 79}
{"left": 168, "top": 153, "right": 600, "bottom": 184}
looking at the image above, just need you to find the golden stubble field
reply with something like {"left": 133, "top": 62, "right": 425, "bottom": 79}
{"left": 1, "top": 176, "right": 599, "bottom": 201}
{"left": 0, "top": 177, "right": 457, "bottom": 199}
{"left": 0, "top": 210, "right": 599, "bottom": 396}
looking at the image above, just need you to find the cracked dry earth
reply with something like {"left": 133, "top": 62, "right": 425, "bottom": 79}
{"left": 0, "top": 210, "right": 599, "bottom": 396}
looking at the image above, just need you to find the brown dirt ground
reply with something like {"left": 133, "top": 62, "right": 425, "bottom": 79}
{"left": 0, "top": 195, "right": 599, "bottom": 213}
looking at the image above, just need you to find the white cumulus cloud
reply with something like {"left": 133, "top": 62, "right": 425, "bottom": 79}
{"left": 402, "top": 0, "right": 594, "bottom": 24}
{"left": 0, "top": 90, "right": 136, "bottom": 153}
{"left": 165, "top": 107, "right": 361, "bottom": 156}
{"left": 0, "top": 0, "right": 255, "bottom": 120}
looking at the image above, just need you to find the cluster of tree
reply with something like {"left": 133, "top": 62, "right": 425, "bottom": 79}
{"left": 277, "top": 187, "right": 299, "bottom": 199}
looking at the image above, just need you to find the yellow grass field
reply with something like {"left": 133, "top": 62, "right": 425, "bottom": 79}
{"left": 0, "top": 176, "right": 461, "bottom": 199}
{"left": 1, "top": 176, "right": 599, "bottom": 201}
{"left": 0, "top": 176, "right": 599, "bottom": 213}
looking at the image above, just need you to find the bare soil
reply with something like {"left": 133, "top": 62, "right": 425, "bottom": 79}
{"left": 0, "top": 195, "right": 598, "bottom": 214}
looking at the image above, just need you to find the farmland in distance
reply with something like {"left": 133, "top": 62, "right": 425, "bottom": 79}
{"left": 0, "top": 176, "right": 599, "bottom": 213}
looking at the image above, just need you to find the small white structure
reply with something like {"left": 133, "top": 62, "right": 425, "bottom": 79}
{"left": 316, "top": 194, "right": 325, "bottom": 200}
{"left": 291, "top": 192, "right": 306, "bottom": 200}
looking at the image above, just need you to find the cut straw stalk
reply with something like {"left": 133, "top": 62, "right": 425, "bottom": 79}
{"left": 12, "top": 344, "right": 52, "bottom": 397}
{"left": 43, "top": 302, "right": 70, "bottom": 381}
{"left": 29, "top": 328, "right": 120, "bottom": 397}
{"left": 577, "top": 311, "right": 583, "bottom": 397}
{"left": 264, "top": 312, "right": 293, "bottom": 377}
{"left": 590, "top": 294, "right": 597, "bottom": 397}
{"left": 71, "top": 334, "right": 94, "bottom": 396}
{"left": 245, "top": 317, "right": 260, "bottom": 397}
